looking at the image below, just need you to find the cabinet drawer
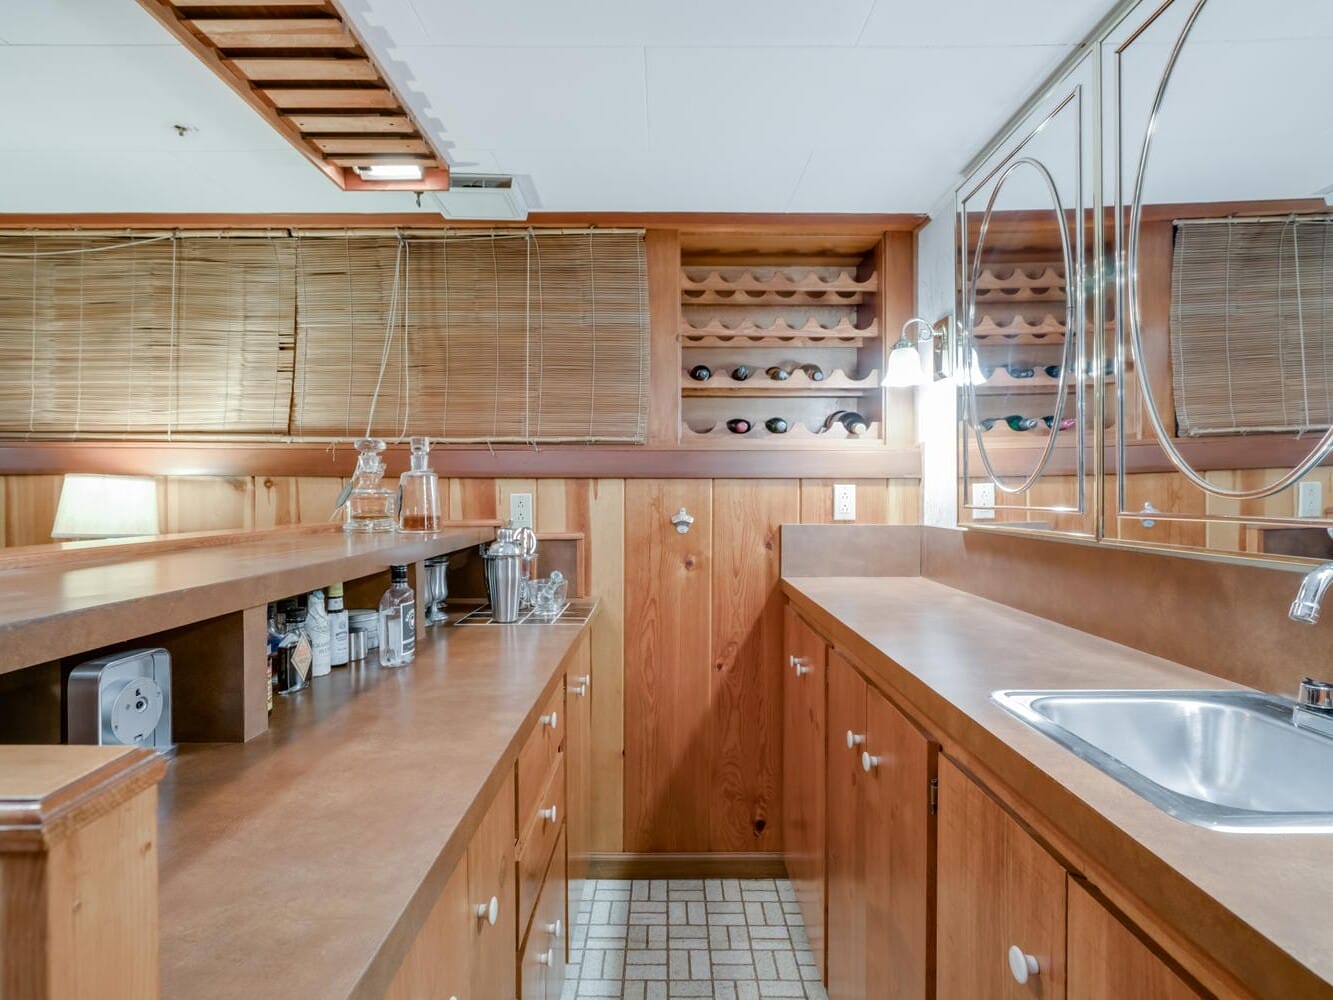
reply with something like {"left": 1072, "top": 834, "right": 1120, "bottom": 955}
{"left": 468, "top": 771, "right": 517, "bottom": 1000}
{"left": 518, "top": 683, "right": 564, "bottom": 827}
{"left": 518, "top": 756, "right": 565, "bottom": 935}
{"left": 519, "top": 828, "right": 568, "bottom": 1000}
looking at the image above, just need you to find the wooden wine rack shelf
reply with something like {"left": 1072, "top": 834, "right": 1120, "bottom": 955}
{"left": 682, "top": 288, "right": 868, "bottom": 306}
{"left": 682, "top": 367, "right": 879, "bottom": 398}
{"left": 680, "top": 269, "right": 878, "bottom": 293}
{"left": 973, "top": 264, "right": 1065, "bottom": 292}
{"left": 679, "top": 316, "right": 876, "bottom": 349}
{"left": 680, "top": 419, "right": 883, "bottom": 448}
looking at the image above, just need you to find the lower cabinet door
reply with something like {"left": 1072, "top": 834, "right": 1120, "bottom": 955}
{"left": 1067, "top": 880, "right": 1203, "bottom": 1000}
{"left": 826, "top": 652, "right": 867, "bottom": 1000}
{"left": 936, "top": 756, "right": 1066, "bottom": 999}
{"left": 470, "top": 772, "right": 518, "bottom": 1000}
{"left": 519, "top": 828, "right": 568, "bottom": 1000}
{"left": 384, "top": 856, "right": 471, "bottom": 1000}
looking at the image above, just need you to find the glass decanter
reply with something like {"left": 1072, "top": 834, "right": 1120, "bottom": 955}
{"left": 398, "top": 436, "right": 441, "bottom": 533}
{"left": 344, "top": 438, "right": 397, "bottom": 533}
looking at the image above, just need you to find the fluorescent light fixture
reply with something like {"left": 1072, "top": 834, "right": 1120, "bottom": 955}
{"left": 51, "top": 474, "right": 160, "bottom": 540}
{"left": 354, "top": 163, "right": 424, "bottom": 182}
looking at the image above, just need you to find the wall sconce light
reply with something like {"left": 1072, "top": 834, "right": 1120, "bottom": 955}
{"left": 51, "top": 474, "right": 160, "bottom": 540}
{"left": 883, "top": 316, "right": 981, "bottom": 388}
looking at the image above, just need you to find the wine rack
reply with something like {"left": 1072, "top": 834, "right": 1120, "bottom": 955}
{"left": 677, "top": 235, "right": 888, "bottom": 447}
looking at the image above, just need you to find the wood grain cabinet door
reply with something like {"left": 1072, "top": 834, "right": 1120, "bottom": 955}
{"left": 565, "top": 632, "right": 593, "bottom": 949}
{"left": 470, "top": 772, "right": 518, "bottom": 1000}
{"left": 862, "top": 684, "right": 935, "bottom": 1000}
{"left": 936, "top": 757, "right": 1066, "bottom": 1000}
{"left": 826, "top": 652, "right": 868, "bottom": 1000}
{"left": 1067, "top": 880, "right": 1204, "bottom": 1000}
{"left": 782, "top": 605, "right": 828, "bottom": 978}
{"left": 384, "top": 857, "right": 471, "bottom": 1000}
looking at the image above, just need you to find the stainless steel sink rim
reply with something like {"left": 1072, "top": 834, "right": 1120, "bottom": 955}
{"left": 992, "top": 688, "right": 1333, "bottom": 834}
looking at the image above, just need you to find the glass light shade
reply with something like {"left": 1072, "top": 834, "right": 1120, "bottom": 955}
{"left": 51, "top": 474, "right": 159, "bottom": 539}
{"left": 882, "top": 339, "right": 927, "bottom": 387}
{"left": 964, "top": 347, "right": 989, "bottom": 386}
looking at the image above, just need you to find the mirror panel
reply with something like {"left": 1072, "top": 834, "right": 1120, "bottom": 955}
{"left": 1109, "top": 0, "right": 1333, "bottom": 560}
{"left": 957, "top": 53, "right": 1097, "bottom": 536}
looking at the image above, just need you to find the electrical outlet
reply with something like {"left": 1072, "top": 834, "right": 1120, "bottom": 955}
{"left": 971, "top": 482, "right": 996, "bottom": 521}
{"left": 833, "top": 484, "right": 856, "bottom": 521}
{"left": 1298, "top": 481, "right": 1323, "bottom": 519}
{"left": 509, "top": 492, "right": 534, "bottom": 530}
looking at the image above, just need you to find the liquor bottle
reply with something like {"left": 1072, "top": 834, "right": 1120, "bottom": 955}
{"left": 399, "top": 436, "right": 442, "bottom": 533}
{"left": 328, "top": 583, "right": 349, "bottom": 668}
{"left": 1006, "top": 364, "right": 1035, "bottom": 379}
{"left": 979, "top": 417, "right": 999, "bottom": 431}
{"left": 307, "top": 589, "right": 331, "bottom": 677}
{"left": 799, "top": 364, "right": 826, "bottom": 382}
{"left": 1004, "top": 415, "right": 1041, "bottom": 431}
{"left": 730, "top": 364, "right": 753, "bottom": 381}
{"left": 276, "top": 604, "right": 313, "bottom": 694}
{"left": 766, "top": 366, "right": 791, "bottom": 381}
{"left": 688, "top": 364, "right": 712, "bottom": 382}
{"left": 726, "top": 418, "right": 752, "bottom": 434}
{"left": 822, "top": 410, "right": 869, "bottom": 436}
{"left": 378, "top": 565, "right": 416, "bottom": 667}
{"left": 1044, "top": 364, "right": 1062, "bottom": 379}
{"left": 265, "top": 604, "right": 281, "bottom": 714}
{"left": 765, "top": 417, "right": 789, "bottom": 434}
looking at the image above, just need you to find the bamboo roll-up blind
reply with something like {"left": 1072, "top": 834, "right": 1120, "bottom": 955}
{"left": 1172, "top": 218, "right": 1333, "bottom": 436}
{"left": 0, "top": 235, "right": 294, "bottom": 438}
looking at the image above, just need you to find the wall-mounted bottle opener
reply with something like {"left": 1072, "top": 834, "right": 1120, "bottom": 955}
{"left": 671, "top": 507, "right": 694, "bottom": 534}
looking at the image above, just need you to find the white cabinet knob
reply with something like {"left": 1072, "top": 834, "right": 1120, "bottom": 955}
{"left": 795, "top": 664, "right": 811, "bottom": 677}
{"left": 540, "top": 804, "right": 558, "bottom": 824}
{"left": 570, "top": 674, "right": 590, "bottom": 697}
{"left": 789, "top": 655, "right": 806, "bottom": 670}
{"left": 1008, "top": 945, "right": 1039, "bottom": 984}
{"left": 861, "top": 751, "right": 881, "bottom": 773}
{"left": 476, "top": 895, "right": 499, "bottom": 926}
{"left": 537, "top": 948, "right": 554, "bottom": 966}
{"left": 846, "top": 730, "right": 866, "bottom": 750}
{"left": 545, "top": 918, "right": 563, "bottom": 938}
{"left": 541, "top": 710, "right": 559, "bottom": 730}
{"left": 571, "top": 682, "right": 588, "bottom": 697}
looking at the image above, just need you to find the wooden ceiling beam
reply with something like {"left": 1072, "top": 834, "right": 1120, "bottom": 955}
{"left": 262, "top": 87, "right": 399, "bottom": 109}
{"left": 228, "top": 56, "right": 380, "bottom": 81}
{"left": 286, "top": 114, "right": 416, "bottom": 133}
{"left": 190, "top": 18, "right": 358, "bottom": 49}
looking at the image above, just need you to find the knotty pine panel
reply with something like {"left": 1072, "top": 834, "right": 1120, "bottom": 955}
{"left": 162, "top": 477, "right": 254, "bottom": 534}
{"left": 709, "top": 479, "right": 797, "bottom": 852}
{"left": 798, "top": 478, "right": 921, "bottom": 525}
{"left": 3, "top": 475, "right": 62, "bottom": 546}
{"left": 624, "top": 479, "right": 713, "bottom": 852}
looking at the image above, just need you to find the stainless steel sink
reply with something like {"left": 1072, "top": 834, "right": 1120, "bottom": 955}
{"left": 992, "top": 689, "right": 1333, "bottom": 833}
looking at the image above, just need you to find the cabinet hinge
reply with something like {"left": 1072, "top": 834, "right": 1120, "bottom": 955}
{"left": 928, "top": 777, "right": 939, "bottom": 815}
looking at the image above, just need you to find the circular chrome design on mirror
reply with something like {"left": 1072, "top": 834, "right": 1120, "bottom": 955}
{"left": 965, "top": 156, "right": 1079, "bottom": 495}
{"left": 1126, "top": 0, "right": 1333, "bottom": 501}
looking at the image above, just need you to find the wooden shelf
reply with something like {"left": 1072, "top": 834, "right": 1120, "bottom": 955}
{"left": 680, "top": 268, "right": 878, "bottom": 294}
{"left": 680, "top": 316, "right": 876, "bottom": 348}
{"left": 974, "top": 264, "right": 1066, "bottom": 293}
{"left": 682, "top": 288, "right": 869, "bottom": 306}
{"left": 682, "top": 368, "right": 879, "bottom": 397}
{"left": 680, "top": 419, "right": 884, "bottom": 448}
{"left": 974, "top": 314, "right": 1067, "bottom": 338}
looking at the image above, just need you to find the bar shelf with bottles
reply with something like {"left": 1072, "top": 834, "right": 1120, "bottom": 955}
{"left": 677, "top": 232, "right": 888, "bottom": 448}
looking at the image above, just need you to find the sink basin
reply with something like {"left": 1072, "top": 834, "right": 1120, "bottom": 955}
{"left": 992, "top": 689, "right": 1333, "bottom": 833}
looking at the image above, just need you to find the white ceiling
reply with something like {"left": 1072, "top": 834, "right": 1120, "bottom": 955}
{"left": 0, "top": 0, "right": 1116, "bottom": 214}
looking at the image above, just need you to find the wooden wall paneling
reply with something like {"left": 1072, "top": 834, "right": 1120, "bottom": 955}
{"left": 708, "top": 479, "right": 797, "bottom": 852}
{"left": 586, "top": 480, "right": 626, "bottom": 853}
{"left": 162, "top": 476, "right": 254, "bottom": 534}
{"left": 1110, "top": 472, "right": 1207, "bottom": 548}
{"left": 447, "top": 478, "right": 500, "bottom": 521}
{"left": 1137, "top": 220, "right": 1176, "bottom": 439}
{"left": 4, "top": 475, "right": 63, "bottom": 547}
{"left": 646, "top": 230, "right": 682, "bottom": 446}
{"left": 886, "top": 477, "right": 922, "bottom": 525}
{"left": 799, "top": 479, "right": 891, "bottom": 524}
{"left": 623, "top": 479, "right": 713, "bottom": 852}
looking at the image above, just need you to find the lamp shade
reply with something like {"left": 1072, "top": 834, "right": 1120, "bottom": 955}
{"left": 882, "top": 339, "right": 926, "bottom": 388}
{"left": 51, "top": 474, "right": 160, "bottom": 540}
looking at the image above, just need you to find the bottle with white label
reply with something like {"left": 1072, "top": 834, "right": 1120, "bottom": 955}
{"left": 306, "top": 589, "right": 331, "bottom": 677}
{"left": 328, "top": 583, "right": 349, "bottom": 667}
{"left": 378, "top": 565, "right": 416, "bottom": 667}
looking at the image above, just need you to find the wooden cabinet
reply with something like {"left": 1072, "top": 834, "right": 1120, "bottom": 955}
{"left": 520, "top": 828, "right": 569, "bottom": 1000}
{"left": 1067, "top": 880, "right": 1203, "bottom": 1000}
{"left": 782, "top": 604, "right": 827, "bottom": 976}
{"left": 826, "top": 650, "right": 935, "bottom": 1000}
{"left": 385, "top": 858, "right": 472, "bottom": 1000}
{"left": 565, "top": 632, "right": 593, "bottom": 947}
{"left": 937, "top": 756, "right": 1066, "bottom": 999}
{"left": 470, "top": 771, "right": 519, "bottom": 1000}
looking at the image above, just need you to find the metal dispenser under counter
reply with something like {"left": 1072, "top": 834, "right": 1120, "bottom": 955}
{"left": 481, "top": 524, "right": 535, "bottom": 623}
{"left": 67, "top": 648, "right": 173, "bottom": 753}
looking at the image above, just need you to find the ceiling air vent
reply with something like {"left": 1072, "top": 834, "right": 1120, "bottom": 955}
{"left": 429, "top": 174, "right": 529, "bottom": 221}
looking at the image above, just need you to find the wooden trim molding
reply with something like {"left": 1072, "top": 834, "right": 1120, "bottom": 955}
{"left": 585, "top": 852, "right": 789, "bottom": 880}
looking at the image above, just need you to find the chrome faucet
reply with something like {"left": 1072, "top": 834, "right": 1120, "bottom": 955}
{"left": 1290, "top": 561, "right": 1333, "bottom": 624}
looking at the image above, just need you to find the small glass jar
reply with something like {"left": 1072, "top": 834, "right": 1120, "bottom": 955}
{"left": 398, "top": 436, "right": 441, "bottom": 533}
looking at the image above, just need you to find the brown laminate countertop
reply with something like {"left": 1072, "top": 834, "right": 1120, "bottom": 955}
{"left": 157, "top": 609, "right": 593, "bottom": 1000}
{"left": 0, "top": 525, "right": 494, "bottom": 676}
{"left": 783, "top": 576, "right": 1333, "bottom": 999}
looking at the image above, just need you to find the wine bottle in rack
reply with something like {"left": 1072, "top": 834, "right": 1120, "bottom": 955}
{"left": 766, "top": 366, "right": 791, "bottom": 381}
{"left": 765, "top": 417, "right": 789, "bottom": 434}
{"left": 726, "top": 418, "right": 752, "bottom": 434}
{"left": 1004, "top": 415, "right": 1041, "bottom": 431}
{"left": 799, "top": 364, "right": 826, "bottom": 382}
{"left": 1043, "top": 415, "right": 1077, "bottom": 431}
{"left": 1006, "top": 364, "right": 1035, "bottom": 379}
{"left": 1044, "top": 364, "right": 1062, "bottom": 378}
{"left": 730, "top": 364, "right": 753, "bottom": 382}
{"left": 822, "top": 410, "right": 869, "bottom": 436}
{"left": 689, "top": 364, "right": 712, "bottom": 382}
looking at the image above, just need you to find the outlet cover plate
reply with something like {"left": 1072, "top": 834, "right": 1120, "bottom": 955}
{"left": 833, "top": 483, "right": 856, "bottom": 521}
{"left": 971, "top": 482, "right": 996, "bottom": 520}
{"left": 509, "top": 492, "right": 534, "bottom": 530}
{"left": 1298, "top": 481, "right": 1322, "bottom": 519}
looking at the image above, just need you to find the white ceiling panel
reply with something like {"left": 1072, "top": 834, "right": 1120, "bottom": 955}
{"left": 0, "top": 0, "right": 171, "bottom": 47}
{"left": 352, "top": 0, "right": 879, "bottom": 49}
{"left": 858, "top": 0, "right": 1106, "bottom": 47}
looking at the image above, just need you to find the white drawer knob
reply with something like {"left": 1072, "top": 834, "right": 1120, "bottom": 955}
{"left": 846, "top": 730, "right": 866, "bottom": 750}
{"left": 789, "top": 655, "right": 808, "bottom": 671}
{"left": 476, "top": 895, "right": 499, "bottom": 926}
{"left": 537, "top": 947, "right": 554, "bottom": 966}
{"left": 1008, "top": 945, "right": 1039, "bottom": 984}
{"left": 540, "top": 804, "right": 558, "bottom": 824}
{"left": 861, "top": 751, "right": 881, "bottom": 773}
{"left": 541, "top": 710, "right": 559, "bottom": 729}
{"left": 570, "top": 681, "right": 588, "bottom": 697}
{"left": 545, "top": 917, "right": 563, "bottom": 938}
{"left": 795, "top": 663, "right": 811, "bottom": 677}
